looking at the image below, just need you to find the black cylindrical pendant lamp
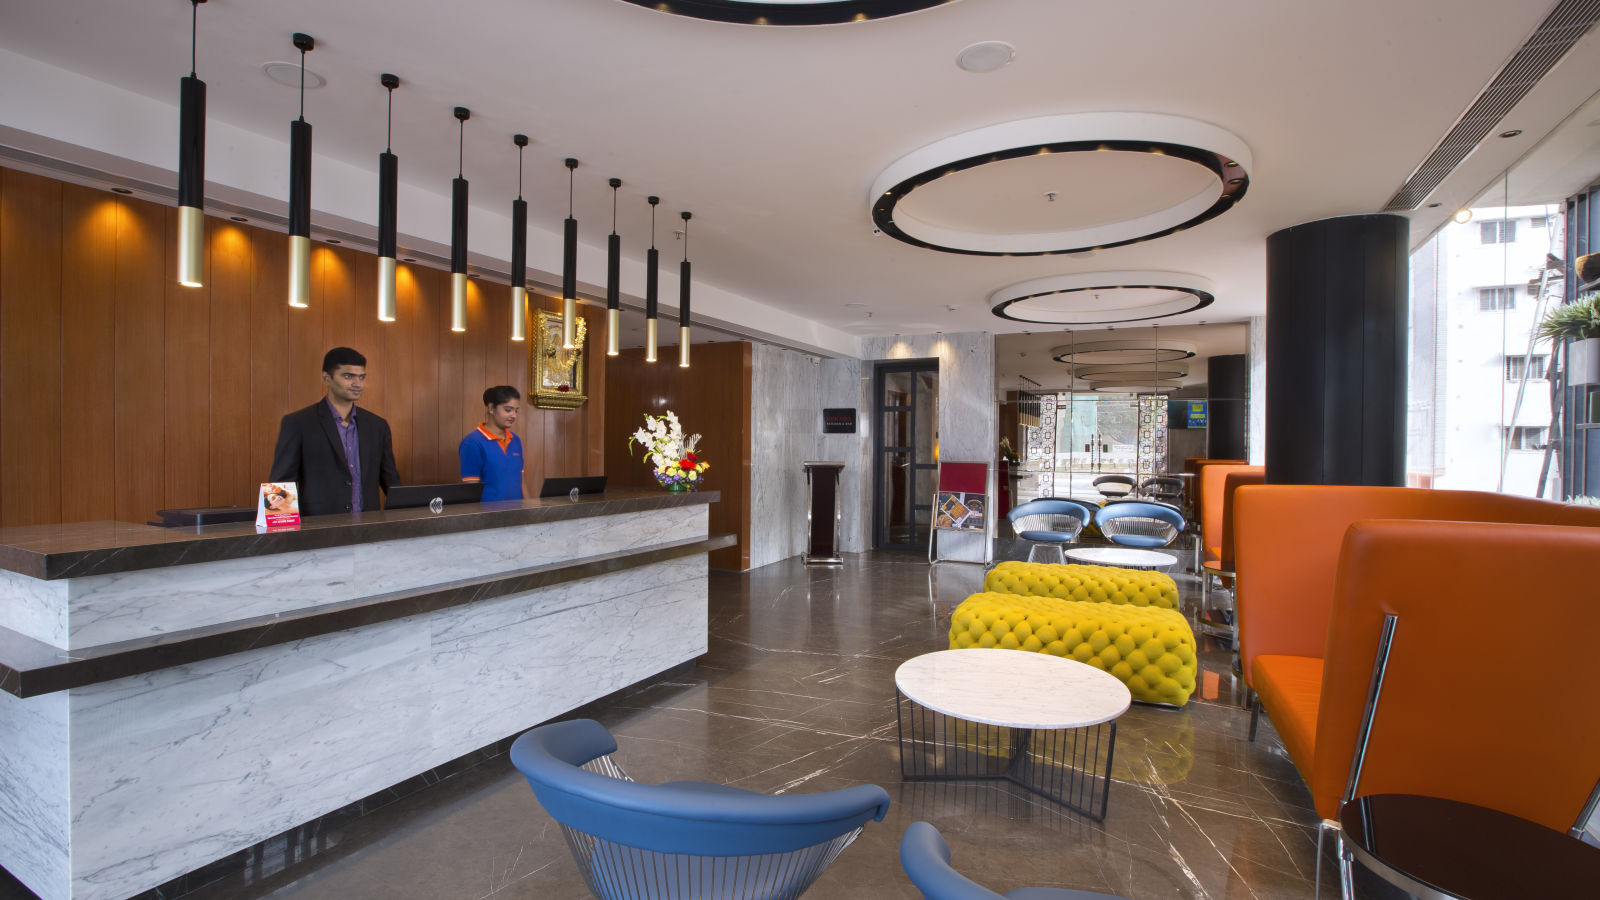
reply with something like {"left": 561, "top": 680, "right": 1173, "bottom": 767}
{"left": 561, "top": 158, "right": 579, "bottom": 349}
{"left": 376, "top": 74, "right": 399, "bottom": 322}
{"left": 606, "top": 177, "right": 622, "bottom": 357}
{"left": 450, "top": 106, "right": 470, "bottom": 333}
{"left": 176, "top": 0, "right": 206, "bottom": 288}
{"left": 510, "top": 134, "right": 529, "bottom": 342}
{"left": 679, "top": 211, "right": 692, "bottom": 368}
{"left": 646, "top": 195, "right": 660, "bottom": 363}
{"left": 286, "top": 32, "right": 314, "bottom": 309}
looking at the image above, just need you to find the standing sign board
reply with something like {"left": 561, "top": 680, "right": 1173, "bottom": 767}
{"left": 928, "top": 460, "right": 992, "bottom": 565}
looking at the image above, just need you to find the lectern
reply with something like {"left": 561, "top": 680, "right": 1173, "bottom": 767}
{"left": 803, "top": 461, "right": 846, "bottom": 564}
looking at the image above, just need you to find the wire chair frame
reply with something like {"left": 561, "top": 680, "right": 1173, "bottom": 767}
{"left": 561, "top": 754, "right": 865, "bottom": 900}
{"left": 1097, "top": 515, "right": 1180, "bottom": 545}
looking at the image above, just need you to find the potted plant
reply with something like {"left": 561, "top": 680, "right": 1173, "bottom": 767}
{"left": 1537, "top": 292, "right": 1600, "bottom": 385}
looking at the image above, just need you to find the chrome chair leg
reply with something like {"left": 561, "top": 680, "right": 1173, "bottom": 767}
{"left": 1247, "top": 691, "right": 1260, "bottom": 742}
{"left": 1337, "top": 826, "right": 1355, "bottom": 900}
{"left": 1026, "top": 543, "right": 1065, "bottom": 565}
{"left": 1314, "top": 818, "right": 1342, "bottom": 900}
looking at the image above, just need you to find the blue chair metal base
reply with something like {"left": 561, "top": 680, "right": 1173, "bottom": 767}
{"left": 900, "top": 822, "right": 1130, "bottom": 899}
{"left": 511, "top": 719, "right": 891, "bottom": 900}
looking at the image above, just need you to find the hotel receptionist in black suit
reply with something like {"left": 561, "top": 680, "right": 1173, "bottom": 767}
{"left": 269, "top": 347, "right": 401, "bottom": 516}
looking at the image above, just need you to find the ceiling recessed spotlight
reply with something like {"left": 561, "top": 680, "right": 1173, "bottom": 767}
{"left": 324, "top": 238, "right": 341, "bottom": 244}
{"left": 1452, "top": 209, "right": 1473, "bottom": 224}
{"left": 1227, "top": 177, "right": 1244, "bottom": 185}
{"left": 1425, "top": 203, "right": 1441, "bottom": 209}
{"left": 1498, "top": 129, "right": 1523, "bottom": 138}
{"left": 956, "top": 41, "right": 1016, "bottom": 74}
{"left": 110, "top": 187, "right": 134, "bottom": 194}
{"left": 261, "top": 60, "right": 326, "bottom": 89}
{"left": 401, "top": 257, "right": 416, "bottom": 263}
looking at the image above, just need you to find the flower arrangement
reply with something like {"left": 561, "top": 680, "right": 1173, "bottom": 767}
{"left": 629, "top": 410, "right": 710, "bottom": 491}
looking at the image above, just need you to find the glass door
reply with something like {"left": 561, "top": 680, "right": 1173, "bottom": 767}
{"left": 874, "top": 360, "right": 939, "bottom": 549}
{"left": 1055, "top": 394, "right": 1161, "bottom": 496}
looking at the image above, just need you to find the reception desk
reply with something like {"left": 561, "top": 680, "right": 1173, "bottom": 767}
{"left": 0, "top": 491, "right": 730, "bottom": 900}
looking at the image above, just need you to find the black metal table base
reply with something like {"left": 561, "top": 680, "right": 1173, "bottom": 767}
{"left": 895, "top": 691, "right": 1116, "bottom": 821}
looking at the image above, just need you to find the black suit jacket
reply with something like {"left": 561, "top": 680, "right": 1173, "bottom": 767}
{"left": 268, "top": 400, "right": 401, "bottom": 517}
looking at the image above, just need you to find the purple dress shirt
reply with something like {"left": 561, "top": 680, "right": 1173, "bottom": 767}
{"left": 328, "top": 398, "right": 362, "bottom": 513}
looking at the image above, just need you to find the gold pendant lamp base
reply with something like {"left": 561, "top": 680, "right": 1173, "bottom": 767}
{"left": 562, "top": 296, "right": 578, "bottom": 349}
{"left": 679, "top": 326, "right": 691, "bottom": 368}
{"left": 450, "top": 272, "right": 467, "bottom": 332}
{"left": 377, "top": 256, "right": 397, "bottom": 322}
{"left": 645, "top": 319, "right": 658, "bottom": 363}
{"left": 177, "top": 206, "right": 204, "bottom": 288}
{"left": 606, "top": 309, "right": 620, "bottom": 356}
{"left": 511, "top": 286, "right": 527, "bottom": 341}
{"left": 288, "top": 235, "right": 311, "bottom": 308}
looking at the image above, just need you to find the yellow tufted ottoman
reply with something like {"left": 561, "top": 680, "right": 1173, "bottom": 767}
{"left": 984, "top": 560, "right": 1180, "bottom": 611}
{"left": 949, "top": 591, "right": 1196, "bottom": 706}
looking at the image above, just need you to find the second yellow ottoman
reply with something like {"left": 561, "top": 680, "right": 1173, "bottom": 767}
{"left": 983, "top": 560, "right": 1180, "bottom": 611}
{"left": 949, "top": 591, "right": 1197, "bottom": 706}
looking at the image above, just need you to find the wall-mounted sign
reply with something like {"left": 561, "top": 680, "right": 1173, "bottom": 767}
{"left": 823, "top": 408, "right": 857, "bottom": 433}
{"left": 1186, "top": 400, "right": 1208, "bottom": 428}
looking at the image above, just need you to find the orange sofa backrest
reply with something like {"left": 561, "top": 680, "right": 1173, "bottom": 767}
{"left": 1307, "top": 519, "right": 1600, "bottom": 826}
{"left": 1218, "top": 467, "right": 1266, "bottom": 568}
{"left": 1197, "top": 462, "right": 1249, "bottom": 562}
{"left": 1233, "top": 485, "right": 1600, "bottom": 678}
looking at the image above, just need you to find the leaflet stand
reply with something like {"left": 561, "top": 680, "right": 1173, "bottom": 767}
{"left": 928, "top": 460, "right": 992, "bottom": 566}
{"left": 803, "top": 461, "right": 846, "bottom": 564}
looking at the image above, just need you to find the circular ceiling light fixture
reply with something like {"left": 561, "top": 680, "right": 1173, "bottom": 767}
{"left": 870, "top": 113, "right": 1251, "bottom": 255}
{"left": 956, "top": 41, "right": 1015, "bottom": 73}
{"left": 1050, "top": 339, "right": 1197, "bottom": 365}
{"left": 613, "top": 0, "right": 958, "bottom": 26}
{"left": 261, "top": 60, "right": 325, "bottom": 89}
{"left": 1089, "top": 380, "right": 1183, "bottom": 393}
{"left": 991, "top": 270, "right": 1215, "bottom": 324}
{"left": 1074, "top": 364, "right": 1189, "bottom": 381}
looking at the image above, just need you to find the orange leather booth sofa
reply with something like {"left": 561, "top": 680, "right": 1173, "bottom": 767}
{"left": 1233, "top": 485, "right": 1600, "bottom": 825}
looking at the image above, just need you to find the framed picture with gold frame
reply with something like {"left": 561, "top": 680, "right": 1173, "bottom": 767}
{"left": 530, "top": 309, "right": 588, "bottom": 409}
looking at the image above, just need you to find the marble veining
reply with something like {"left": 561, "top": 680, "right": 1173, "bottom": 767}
{"left": 0, "top": 571, "right": 67, "bottom": 647}
{"left": 1249, "top": 315, "right": 1267, "bottom": 465}
{"left": 895, "top": 648, "right": 1131, "bottom": 729}
{"left": 750, "top": 345, "right": 828, "bottom": 569}
{"left": 0, "top": 690, "right": 68, "bottom": 900}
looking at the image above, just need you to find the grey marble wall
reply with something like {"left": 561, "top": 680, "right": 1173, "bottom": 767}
{"left": 1248, "top": 316, "right": 1267, "bottom": 466}
{"left": 0, "top": 690, "right": 67, "bottom": 900}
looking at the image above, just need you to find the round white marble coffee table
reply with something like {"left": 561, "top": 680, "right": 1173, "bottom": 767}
{"left": 894, "top": 649, "right": 1131, "bottom": 820}
{"left": 1065, "top": 546, "right": 1178, "bottom": 571}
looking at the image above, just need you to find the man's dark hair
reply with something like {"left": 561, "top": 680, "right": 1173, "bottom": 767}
{"left": 322, "top": 347, "right": 367, "bottom": 375}
{"left": 483, "top": 385, "right": 522, "bottom": 407}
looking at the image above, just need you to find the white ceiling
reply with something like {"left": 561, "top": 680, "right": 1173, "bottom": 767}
{"left": 1, "top": 0, "right": 1598, "bottom": 352}
{"left": 996, "top": 323, "right": 1248, "bottom": 395}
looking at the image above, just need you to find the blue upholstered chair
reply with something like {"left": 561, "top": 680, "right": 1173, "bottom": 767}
{"left": 1007, "top": 499, "right": 1094, "bottom": 564}
{"left": 510, "top": 718, "right": 891, "bottom": 900}
{"left": 899, "top": 822, "right": 1131, "bottom": 900}
{"left": 1094, "top": 501, "right": 1186, "bottom": 548}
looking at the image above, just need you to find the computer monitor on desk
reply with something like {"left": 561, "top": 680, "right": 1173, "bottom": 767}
{"left": 539, "top": 476, "right": 608, "bottom": 498}
{"left": 385, "top": 482, "right": 485, "bottom": 510}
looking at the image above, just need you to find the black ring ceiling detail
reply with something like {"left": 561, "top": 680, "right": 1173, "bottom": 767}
{"left": 993, "top": 284, "right": 1215, "bottom": 325}
{"left": 616, "top": 0, "right": 955, "bottom": 26}
{"left": 873, "top": 140, "right": 1248, "bottom": 256}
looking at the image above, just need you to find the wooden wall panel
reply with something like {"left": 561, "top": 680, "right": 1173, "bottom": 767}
{"left": 112, "top": 195, "right": 166, "bottom": 523}
{"left": 208, "top": 222, "right": 254, "bottom": 507}
{"left": 0, "top": 170, "right": 64, "bottom": 527}
{"left": 59, "top": 185, "right": 118, "bottom": 523}
{"left": 605, "top": 342, "right": 752, "bottom": 569}
{"left": 0, "top": 167, "right": 609, "bottom": 526}
{"left": 163, "top": 205, "right": 212, "bottom": 510}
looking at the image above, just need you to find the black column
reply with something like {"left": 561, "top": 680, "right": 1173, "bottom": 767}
{"left": 1206, "top": 354, "right": 1248, "bottom": 460}
{"left": 1265, "top": 214, "right": 1408, "bottom": 485}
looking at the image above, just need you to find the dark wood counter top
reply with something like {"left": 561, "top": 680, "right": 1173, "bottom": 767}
{"left": 0, "top": 489, "right": 719, "bottom": 580}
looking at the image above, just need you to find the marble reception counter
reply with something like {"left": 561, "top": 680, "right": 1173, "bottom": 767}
{"left": 0, "top": 491, "right": 729, "bottom": 900}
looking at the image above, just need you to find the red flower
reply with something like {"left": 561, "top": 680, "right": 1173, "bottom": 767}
{"left": 557, "top": 385, "right": 570, "bottom": 392}
{"left": 679, "top": 459, "right": 695, "bottom": 470}
{"left": 685, "top": 453, "right": 698, "bottom": 463}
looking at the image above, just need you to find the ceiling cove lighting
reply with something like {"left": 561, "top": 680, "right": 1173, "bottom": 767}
{"left": 450, "top": 106, "right": 470, "bottom": 333}
{"left": 286, "top": 32, "right": 314, "bottom": 308}
{"left": 510, "top": 134, "right": 529, "bottom": 342}
{"left": 615, "top": 0, "right": 955, "bottom": 26}
{"left": 561, "top": 158, "right": 579, "bottom": 349}
{"left": 645, "top": 195, "right": 660, "bottom": 363}
{"left": 376, "top": 73, "right": 400, "bottom": 322}
{"left": 679, "top": 211, "right": 692, "bottom": 369}
{"left": 990, "top": 271, "right": 1215, "bottom": 325}
{"left": 868, "top": 113, "right": 1252, "bottom": 256}
{"left": 176, "top": 0, "right": 207, "bottom": 288}
{"left": 1050, "top": 339, "right": 1196, "bottom": 366}
{"left": 606, "top": 177, "right": 622, "bottom": 357}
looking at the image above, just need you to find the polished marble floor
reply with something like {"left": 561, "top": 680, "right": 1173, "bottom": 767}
{"left": 3, "top": 546, "right": 1406, "bottom": 900}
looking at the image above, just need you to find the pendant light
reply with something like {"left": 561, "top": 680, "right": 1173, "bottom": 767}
{"left": 561, "top": 158, "right": 579, "bottom": 349}
{"left": 645, "top": 195, "right": 660, "bottom": 363}
{"left": 679, "top": 211, "right": 692, "bottom": 369}
{"left": 287, "top": 32, "right": 314, "bottom": 309}
{"left": 606, "top": 177, "right": 622, "bottom": 356}
{"left": 376, "top": 73, "right": 400, "bottom": 322}
{"left": 510, "top": 134, "right": 529, "bottom": 342}
{"left": 450, "top": 106, "right": 470, "bottom": 333}
{"left": 176, "top": 0, "right": 206, "bottom": 288}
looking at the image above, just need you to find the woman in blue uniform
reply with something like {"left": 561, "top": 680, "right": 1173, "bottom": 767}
{"left": 459, "top": 385, "right": 525, "bottom": 501}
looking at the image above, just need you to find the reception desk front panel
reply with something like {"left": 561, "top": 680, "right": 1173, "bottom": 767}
{"left": 0, "top": 492, "right": 726, "bottom": 900}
